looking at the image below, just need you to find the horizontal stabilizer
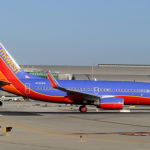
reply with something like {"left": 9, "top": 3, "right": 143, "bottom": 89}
{"left": 0, "top": 80, "right": 11, "bottom": 86}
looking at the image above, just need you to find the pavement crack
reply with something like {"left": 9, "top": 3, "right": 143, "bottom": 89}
{"left": 68, "top": 116, "right": 150, "bottom": 128}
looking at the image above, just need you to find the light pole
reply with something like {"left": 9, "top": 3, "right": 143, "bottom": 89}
{"left": 92, "top": 62, "right": 95, "bottom": 80}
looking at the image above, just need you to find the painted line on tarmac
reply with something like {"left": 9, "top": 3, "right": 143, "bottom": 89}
{"left": 0, "top": 120, "right": 150, "bottom": 144}
{"left": 0, "top": 120, "right": 61, "bottom": 135}
{"left": 1, "top": 137, "right": 71, "bottom": 141}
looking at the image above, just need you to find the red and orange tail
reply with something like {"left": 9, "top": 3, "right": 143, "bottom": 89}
{"left": 0, "top": 43, "right": 25, "bottom": 81}
{"left": 0, "top": 43, "right": 42, "bottom": 96}
{"left": 0, "top": 43, "right": 41, "bottom": 82}
{"left": 0, "top": 43, "right": 28, "bottom": 95}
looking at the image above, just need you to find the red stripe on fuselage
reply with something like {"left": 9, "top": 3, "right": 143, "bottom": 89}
{"left": 116, "top": 95, "right": 150, "bottom": 105}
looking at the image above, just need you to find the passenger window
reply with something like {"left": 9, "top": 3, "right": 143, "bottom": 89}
{"left": 141, "top": 89, "right": 143, "bottom": 92}
{"left": 135, "top": 89, "right": 137, "bottom": 92}
{"left": 101, "top": 89, "right": 103, "bottom": 91}
{"left": 85, "top": 88, "right": 87, "bottom": 91}
{"left": 38, "top": 87, "right": 40, "bottom": 90}
{"left": 144, "top": 90, "right": 146, "bottom": 92}
{"left": 42, "top": 87, "right": 43, "bottom": 90}
{"left": 126, "top": 89, "right": 128, "bottom": 92}
{"left": 107, "top": 89, "right": 109, "bottom": 91}
{"left": 88, "top": 88, "right": 90, "bottom": 91}
{"left": 91, "top": 88, "right": 94, "bottom": 91}
{"left": 119, "top": 89, "right": 121, "bottom": 92}
{"left": 138, "top": 89, "right": 140, "bottom": 92}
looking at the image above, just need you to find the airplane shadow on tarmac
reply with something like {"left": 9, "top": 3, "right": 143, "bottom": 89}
{"left": 0, "top": 111, "right": 150, "bottom": 116}
{"left": 0, "top": 111, "right": 41, "bottom": 116}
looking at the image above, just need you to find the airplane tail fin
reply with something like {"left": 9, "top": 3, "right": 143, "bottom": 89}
{"left": 0, "top": 43, "right": 39, "bottom": 81}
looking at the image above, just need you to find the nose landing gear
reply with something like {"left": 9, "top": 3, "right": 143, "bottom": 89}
{"left": 79, "top": 106, "right": 87, "bottom": 113}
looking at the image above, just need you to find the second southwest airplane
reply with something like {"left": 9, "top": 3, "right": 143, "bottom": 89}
{"left": 0, "top": 43, "right": 150, "bottom": 112}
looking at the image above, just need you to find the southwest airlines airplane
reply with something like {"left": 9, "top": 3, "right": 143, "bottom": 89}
{"left": 0, "top": 43, "right": 150, "bottom": 112}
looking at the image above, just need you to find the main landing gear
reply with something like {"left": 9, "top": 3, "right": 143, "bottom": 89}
{"left": 79, "top": 106, "right": 87, "bottom": 113}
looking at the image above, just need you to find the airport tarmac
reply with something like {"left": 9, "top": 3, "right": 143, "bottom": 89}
{"left": 0, "top": 101, "right": 150, "bottom": 150}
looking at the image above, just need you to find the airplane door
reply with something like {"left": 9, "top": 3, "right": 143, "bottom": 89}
{"left": 25, "top": 83, "right": 30, "bottom": 94}
{"left": 94, "top": 87, "right": 99, "bottom": 95}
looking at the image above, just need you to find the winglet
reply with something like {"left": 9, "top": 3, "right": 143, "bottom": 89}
{"left": 47, "top": 71, "right": 60, "bottom": 88}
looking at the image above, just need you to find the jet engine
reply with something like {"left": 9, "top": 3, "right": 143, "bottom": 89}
{"left": 94, "top": 97, "right": 123, "bottom": 109}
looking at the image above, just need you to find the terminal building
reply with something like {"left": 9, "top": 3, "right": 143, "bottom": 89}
{"left": 1, "top": 64, "right": 150, "bottom": 97}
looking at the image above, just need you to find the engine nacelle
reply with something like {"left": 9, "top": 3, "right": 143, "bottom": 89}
{"left": 0, "top": 100, "right": 3, "bottom": 106}
{"left": 94, "top": 97, "right": 123, "bottom": 109}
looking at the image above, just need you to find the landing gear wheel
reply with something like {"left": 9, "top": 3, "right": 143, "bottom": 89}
{"left": 79, "top": 106, "right": 87, "bottom": 113}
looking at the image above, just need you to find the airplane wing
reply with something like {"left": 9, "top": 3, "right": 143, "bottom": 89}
{"left": 0, "top": 80, "right": 11, "bottom": 86}
{"left": 47, "top": 71, "right": 100, "bottom": 102}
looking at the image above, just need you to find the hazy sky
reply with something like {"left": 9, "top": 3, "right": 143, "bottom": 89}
{"left": 0, "top": 0, "right": 150, "bottom": 66}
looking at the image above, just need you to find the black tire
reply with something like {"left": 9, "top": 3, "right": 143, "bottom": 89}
{"left": 79, "top": 106, "right": 87, "bottom": 113}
